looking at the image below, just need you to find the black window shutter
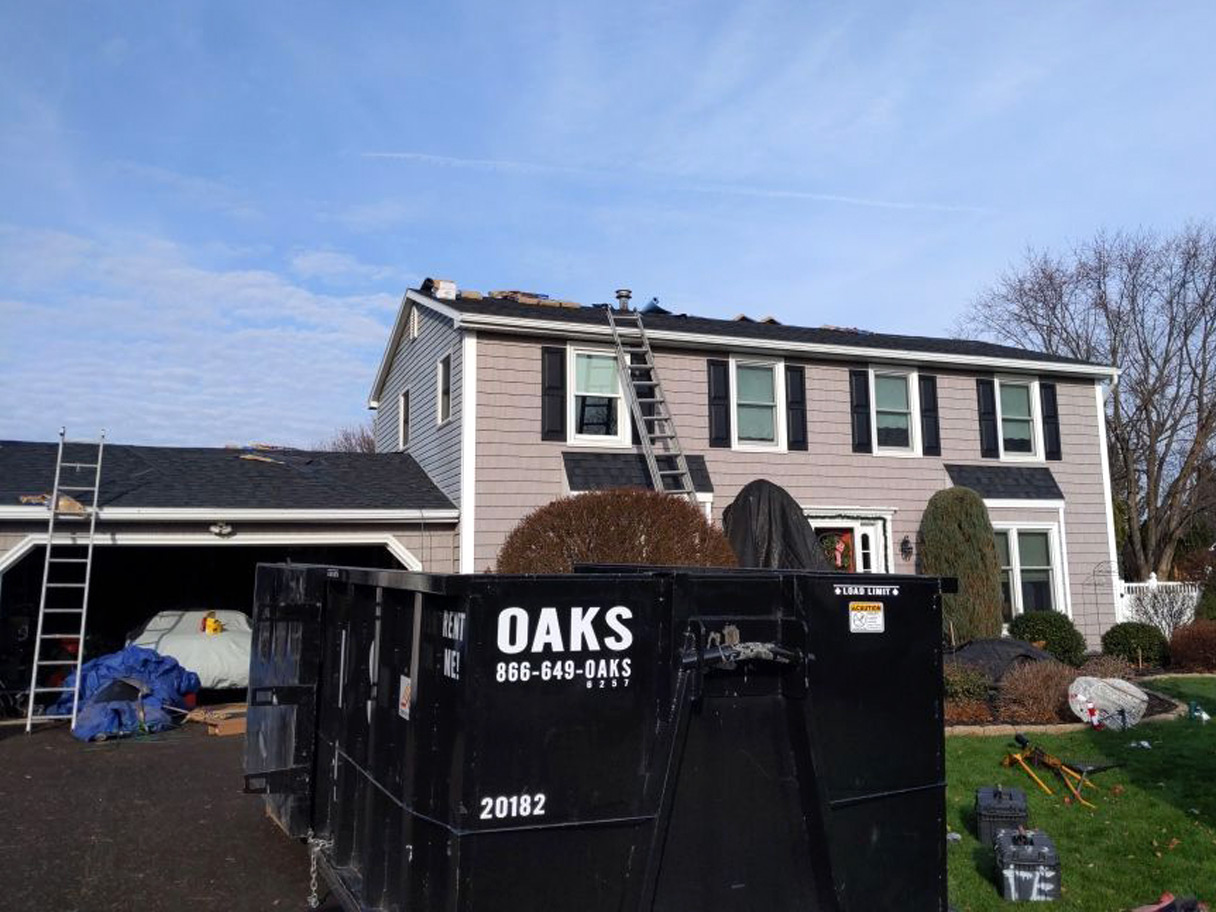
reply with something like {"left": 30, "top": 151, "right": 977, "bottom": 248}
{"left": 1041, "top": 381, "right": 1062, "bottom": 460}
{"left": 919, "top": 374, "right": 941, "bottom": 456}
{"left": 629, "top": 351, "right": 652, "bottom": 445}
{"left": 849, "top": 369, "right": 872, "bottom": 453}
{"left": 786, "top": 365, "right": 807, "bottom": 451}
{"left": 541, "top": 346, "right": 566, "bottom": 441}
{"left": 976, "top": 378, "right": 999, "bottom": 458}
{"left": 707, "top": 359, "right": 731, "bottom": 448}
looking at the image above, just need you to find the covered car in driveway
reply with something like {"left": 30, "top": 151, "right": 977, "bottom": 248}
{"left": 130, "top": 609, "right": 253, "bottom": 689}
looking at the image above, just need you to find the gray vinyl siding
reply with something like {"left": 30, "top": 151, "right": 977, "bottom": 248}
{"left": 373, "top": 304, "right": 463, "bottom": 505}
{"left": 474, "top": 333, "right": 1118, "bottom": 645}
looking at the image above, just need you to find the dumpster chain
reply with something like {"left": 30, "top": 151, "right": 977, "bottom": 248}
{"left": 305, "top": 828, "right": 334, "bottom": 909}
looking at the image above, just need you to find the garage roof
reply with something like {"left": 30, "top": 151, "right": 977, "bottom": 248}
{"left": 0, "top": 440, "right": 456, "bottom": 512}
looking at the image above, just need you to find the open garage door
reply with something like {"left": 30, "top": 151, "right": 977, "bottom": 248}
{"left": 0, "top": 542, "right": 411, "bottom": 717}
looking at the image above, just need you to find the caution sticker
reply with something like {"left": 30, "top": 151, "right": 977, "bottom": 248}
{"left": 398, "top": 674, "right": 412, "bottom": 720}
{"left": 848, "top": 602, "right": 885, "bottom": 633}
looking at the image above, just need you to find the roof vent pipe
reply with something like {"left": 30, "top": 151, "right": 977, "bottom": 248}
{"left": 615, "top": 288, "right": 632, "bottom": 311}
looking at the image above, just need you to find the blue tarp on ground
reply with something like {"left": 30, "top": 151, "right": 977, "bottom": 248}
{"left": 52, "top": 645, "right": 201, "bottom": 741}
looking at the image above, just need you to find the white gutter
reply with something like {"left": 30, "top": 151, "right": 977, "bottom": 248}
{"left": 0, "top": 506, "right": 459, "bottom": 523}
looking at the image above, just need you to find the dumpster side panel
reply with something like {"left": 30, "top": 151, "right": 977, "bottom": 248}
{"left": 802, "top": 575, "right": 947, "bottom": 910}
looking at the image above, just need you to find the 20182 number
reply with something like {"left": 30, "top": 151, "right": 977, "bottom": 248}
{"left": 479, "top": 793, "right": 546, "bottom": 820}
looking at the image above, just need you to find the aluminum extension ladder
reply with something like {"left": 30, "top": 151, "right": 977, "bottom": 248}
{"left": 606, "top": 307, "right": 698, "bottom": 502}
{"left": 25, "top": 428, "right": 106, "bottom": 732}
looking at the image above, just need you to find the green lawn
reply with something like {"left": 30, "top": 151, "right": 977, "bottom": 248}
{"left": 947, "top": 676, "right": 1216, "bottom": 911}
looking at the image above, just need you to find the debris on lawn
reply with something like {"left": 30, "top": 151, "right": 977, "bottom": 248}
{"left": 1130, "top": 893, "right": 1209, "bottom": 911}
{"left": 1187, "top": 701, "right": 1210, "bottom": 723}
{"left": 1129, "top": 740, "right": 1154, "bottom": 749}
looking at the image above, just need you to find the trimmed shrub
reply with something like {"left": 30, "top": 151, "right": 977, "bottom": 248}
{"left": 1101, "top": 621, "right": 1168, "bottom": 668}
{"left": 1078, "top": 654, "right": 1135, "bottom": 680}
{"left": 943, "top": 663, "right": 990, "bottom": 702}
{"left": 919, "top": 487, "right": 1004, "bottom": 643}
{"left": 944, "top": 699, "right": 993, "bottom": 725}
{"left": 497, "top": 488, "right": 737, "bottom": 574}
{"left": 1168, "top": 620, "right": 1216, "bottom": 671}
{"left": 997, "top": 660, "right": 1079, "bottom": 724}
{"left": 1009, "top": 612, "right": 1087, "bottom": 667}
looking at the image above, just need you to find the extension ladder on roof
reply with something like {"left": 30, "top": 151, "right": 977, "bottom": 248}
{"left": 606, "top": 308, "right": 698, "bottom": 503}
{"left": 25, "top": 427, "right": 105, "bottom": 732}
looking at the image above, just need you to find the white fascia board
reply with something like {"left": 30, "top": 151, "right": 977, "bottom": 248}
{"left": 368, "top": 290, "right": 468, "bottom": 408}
{"left": 0, "top": 531, "right": 424, "bottom": 572}
{"left": 453, "top": 311, "right": 1119, "bottom": 380}
{"left": 0, "top": 506, "right": 459, "bottom": 523}
{"left": 458, "top": 331, "right": 478, "bottom": 572}
{"left": 983, "top": 498, "right": 1065, "bottom": 510}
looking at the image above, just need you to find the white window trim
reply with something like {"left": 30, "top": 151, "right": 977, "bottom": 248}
{"left": 803, "top": 506, "right": 898, "bottom": 573}
{"left": 868, "top": 366, "right": 921, "bottom": 457}
{"left": 992, "top": 521, "right": 1070, "bottom": 619}
{"left": 994, "top": 375, "right": 1044, "bottom": 462}
{"left": 567, "top": 345, "right": 631, "bottom": 448}
{"left": 729, "top": 356, "right": 787, "bottom": 452}
{"left": 436, "top": 353, "right": 453, "bottom": 427}
{"left": 397, "top": 388, "right": 410, "bottom": 451}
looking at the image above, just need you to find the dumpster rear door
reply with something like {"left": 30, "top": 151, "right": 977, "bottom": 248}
{"left": 244, "top": 563, "right": 327, "bottom": 837}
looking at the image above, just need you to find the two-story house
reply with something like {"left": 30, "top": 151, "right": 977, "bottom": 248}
{"left": 368, "top": 278, "right": 1121, "bottom": 646}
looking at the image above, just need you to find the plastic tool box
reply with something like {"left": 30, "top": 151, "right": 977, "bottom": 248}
{"left": 975, "top": 785, "right": 1029, "bottom": 847}
{"left": 995, "top": 829, "right": 1061, "bottom": 902}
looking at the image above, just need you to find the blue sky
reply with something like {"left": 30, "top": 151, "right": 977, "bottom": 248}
{"left": 2, "top": 2, "right": 1213, "bottom": 446}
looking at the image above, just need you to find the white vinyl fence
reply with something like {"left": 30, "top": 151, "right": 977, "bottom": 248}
{"left": 1114, "top": 573, "right": 1202, "bottom": 635}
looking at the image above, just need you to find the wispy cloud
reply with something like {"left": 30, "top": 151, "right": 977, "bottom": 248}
{"left": 0, "top": 225, "right": 397, "bottom": 446}
{"left": 289, "top": 248, "right": 409, "bottom": 284}
{"left": 363, "top": 150, "right": 985, "bottom": 214}
{"left": 111, "top": 161, "right": 260, "bottom": 219}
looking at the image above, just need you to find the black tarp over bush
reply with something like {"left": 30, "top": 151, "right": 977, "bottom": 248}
{"left": 722, "top": 479, "right": 831, "bottom": 571}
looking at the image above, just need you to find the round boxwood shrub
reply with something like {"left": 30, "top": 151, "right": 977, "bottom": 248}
{"left": 497, "top": 488, "right": 737, "bottom": 573}
{"left": 1100, "top": 621, "right": 1168, "bottom": 668}
{"left": 1008, "top": 612, "right": 1087, "bottom": 667}
{"left": 919, "top": 487, "right": 1004, "bottom": 643}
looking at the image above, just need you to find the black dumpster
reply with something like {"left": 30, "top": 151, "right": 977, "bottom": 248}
{"left": 244, "top": 566, "right": 948, "bottom": 911}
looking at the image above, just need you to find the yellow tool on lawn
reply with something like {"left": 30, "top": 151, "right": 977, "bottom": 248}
{"left": 1001, "top": 734, "right": 1099, "bottom": 810}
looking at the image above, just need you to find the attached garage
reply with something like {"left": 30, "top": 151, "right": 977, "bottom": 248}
{"left": 0, "top": 440, "right": 459, "bottom": 714}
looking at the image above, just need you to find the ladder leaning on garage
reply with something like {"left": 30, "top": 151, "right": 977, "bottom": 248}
{"left": 25, "top": 428, "right": 106, "bottom": 732}
{"left": 606, "top": 303, "right": 698, "bottom": 504}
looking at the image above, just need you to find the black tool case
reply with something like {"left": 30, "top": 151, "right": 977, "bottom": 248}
{"left": 975, "top": 785, "right": 1029, "bottom": 847}
{"left": 244, "top": 565, "right": 949, "bottom": 911}
{"left": 995, "top": 829, "right": 1061, "bottom": 902}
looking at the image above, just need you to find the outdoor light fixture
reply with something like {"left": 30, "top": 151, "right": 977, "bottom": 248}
{"left": 900, "top": 536, "right": 914, "bottom": 562}
{"left": 209, "top": 521, "right": 234, "bottom": 538}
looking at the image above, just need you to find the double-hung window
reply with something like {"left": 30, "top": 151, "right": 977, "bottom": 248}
{"left": 734, "top": 361, "right": 780, "bottom": 447}
{"left": 571, "top": 350, "right": 627, "bottom": 444}
{"left": 994, "top": 528, "right": 1058, "bottom": 620}
{"left": 436, "top": 355, "right": 452, "bottom": 425}
{"left": 994, "top": 377, "right": 1041, "bottom": 459}
{"left": 871, "top": 369, "right": 919, "bottom": 454}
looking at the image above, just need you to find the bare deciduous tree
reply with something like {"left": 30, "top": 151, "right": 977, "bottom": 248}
{"left": 316, "top": 421, "right": 377, "bottom": 453}
{"left": 961, "top": 226, "right": 1216, "bottom": 580}
{"left": 1131, "top": 585, "right": 1201, "bottom": 637}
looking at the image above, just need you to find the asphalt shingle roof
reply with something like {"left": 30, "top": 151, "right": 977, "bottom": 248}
{"left": 438, "top": 294, "right": 1106, "bottom": 368}
{"left": 944, "top": 463, "right": 1064, "bottom": 501}
{"left": 0, "top": 440, "right": 455, "bottom": 512}
{"left": 562, "top": 451, "right": 714, "bottom": 493}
